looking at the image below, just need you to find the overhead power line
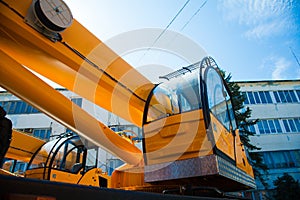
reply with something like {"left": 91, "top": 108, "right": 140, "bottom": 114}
{"left": 180, "top": 0, "right": 207, "bottom": 31}
{"left": 290, "top": 47, "right": 300, "bottom": 68}
{"left": 137, "top": 0, "right": 190, "bottom": 64}
{"left": 155, "top": 0, "right": 208, "bottom": 68}
{"left": 150, "top": 0, "right": 190, "bottom": 47}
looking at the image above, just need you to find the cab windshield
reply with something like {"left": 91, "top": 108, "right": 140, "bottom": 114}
{"left": 146, "top": 70, "right": 201, "bottom": 122}
{"left": 28, "top": 137, "right": 68, "bottom": 169}
{"left": 28, "top": 136, "right": 85, "bottom": 173}
{"left": 205, "top": 67, "right": 237, "bottom": 131}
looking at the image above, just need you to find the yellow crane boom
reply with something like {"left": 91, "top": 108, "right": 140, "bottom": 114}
{"left": 0, "top": 0, "right": 153, "bottom": 165}
{"left": 0, "top": 50, "right": 142, "bottom": 165}
{"left": 6, "top": 130, "right": 45, "bottom": 163}
{"left": 0, "top": 0, "right": 154, "bottom": 127}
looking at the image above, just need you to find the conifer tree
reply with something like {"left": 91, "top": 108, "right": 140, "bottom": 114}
{"left": 219, "top": 69, "right": 268, "bottom": 188}
{"left": 273, "top": 173, "right": 300, "bottom": 200}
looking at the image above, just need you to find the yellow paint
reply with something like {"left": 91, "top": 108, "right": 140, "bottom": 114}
{"left": 111, "top": 164, "right": 148, "bottom": 189}
{"left": 210, "top": 114, "right": 235, "bottom": 160}
{"left": 79, "top": 169, "right": 111, "bottom": 187}
{"left": 210, "top": 114, "right": 254, "bottom": 178}
{"left": 6, "top": 130, "right": 45, "bottom": 163}
{"left": 0, "top": 0, "right": 154, "bottom": 127}
{"left": 234, "top": 130, "right": 254, "bottom": 177}
{"left": 143, "top": 110, "right": 213, "bottom": 165}
{"left": 0, "top": 51, "right": 142, "bottom": 166}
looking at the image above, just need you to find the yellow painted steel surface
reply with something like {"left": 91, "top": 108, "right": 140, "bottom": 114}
{"left": 48, "top": 169, "right": 85, "bottom": 185}
{"left": 143, "top": 110, "right": 213, "bottom": 165}
{"left": 0, "top": 0, "right": 154, "bottom": 127}
{"left": 24, "top": 168, "right": 46, "bottom": 180}
{"left": 234, "top": 129, "right": 254, "bottom": 177}
{"left": 77, "top": 169, "right": 111, "bottom": 187}
{"left": 5, "top": 130, "right": 45, "bottom": 163}
{"left": 0, "top": 51, "right": 142, "bottom": 165}
{"left": 143, "top": 110, "right": 253, "bottom": 178}
{"left": 0, "top": 0, "right": 153, "bottom": 166}
{"left": 111, "top": 164, "right": 148, "bottom": 189}
{"left": 210, "top": 114, "right": 235, "bottom": 160}
{"left": 210, "top": 114, "right": 254, "bottom": 177}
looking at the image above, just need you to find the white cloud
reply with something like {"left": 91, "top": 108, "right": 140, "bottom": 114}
{"left": 272, "top": 58, "right": 289, "bottom": 80}
{"left": 219, "top": 0, "right": 295, "bottom": 39}
{"left": 244, "top": 19, "right": 287, "bottom": 39}
{"left": 261, "top": 56, "right": 291, "bottom": 80}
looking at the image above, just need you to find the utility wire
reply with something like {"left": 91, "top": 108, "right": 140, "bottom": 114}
{"left": 180, "top": 0, "right": 207, "bottom": 31}
{"left": 137, "top": 0, "right": 190, "bottom": 64}
{"left": 289, "top": 46, "right": 300, "bottom": 68}
{"left": 155, "top": 0, "right": 208, "bottom": 70}
{"left": 150, "top": 0, "right": 190, "bottom": 48}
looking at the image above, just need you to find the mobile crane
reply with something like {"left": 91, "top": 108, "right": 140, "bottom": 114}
{"left": 0, "top": 0, "right": 255, "bottom": 198}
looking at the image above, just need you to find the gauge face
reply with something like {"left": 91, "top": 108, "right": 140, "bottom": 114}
{"left": 34, "top": 0, "right": 73, "bottom": 32}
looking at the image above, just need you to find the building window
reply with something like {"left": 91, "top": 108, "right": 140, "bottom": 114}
{"left": 243, "top": 90, "right": 300, "bottom": 105}
{"left": 260, "top": 91, "right": 272, "bottom": 103}
{"left": 282, "top": 118, "right": 300, "bottom": 133}
{"left": 296, "top": 90, "right": 300, "bottom": 101}
{"left": 242, "top": 92, "right": 249, "bottom": 104}
{"left": 246, "top": 124, "right": 256, "bottom": 133}
{"left": 0, "top": 101, "right": 40, "bottom": 114}
{"left": 242, "top": 91, "right": 273, "bottom": 105}
{"left": 274, "top": 119, "right": 283, "bottom": 133}
{"left": 17, "top": 128, "right": 51, "bottom": 140}
{"left": 295, "top": 118, "right": 300, "bottom": 131}
{"left": 259, "top": 150, "right": 300, "bottom": 169}
{"left": 248, "top": 92, "right": 256, "bottom": 104}
{"left": 71, "top": 98, "right": 82, "bottom": 107}
{"left": 256, "top": 119, "right": 282, "bottom": 134}
{"left": 273, "top": 90, "right": 299, "bottom": 103}
{"left": 33, "top": 129, "right": 51, "bottom": 140}
{"left": 255, "top": 118, "right": 300, "bottom": 134}
{"left": 2, "top": 159, "right": 28, "bottom": 175}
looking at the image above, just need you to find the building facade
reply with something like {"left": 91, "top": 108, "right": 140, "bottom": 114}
{"left": 237, "top": 80, "right": 300, "bottom": 199}
{"left": 0, "top": 89, "right": 84, "bottom": 140}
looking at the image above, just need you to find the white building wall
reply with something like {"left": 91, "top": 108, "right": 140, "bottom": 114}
{"left": 9, "top": 114, "right": 52, "bottom": 129}
{"left": 250, "top": 104, "right": 299, "bottom": 119}
{"left": 237, "top": 80, "right": 300, "bottom": 193}
{"left": 250, "top": 133, "right": 300, "bottom": 152}
{"left": 0, "top": 90, "right": 74, "bottom": 136}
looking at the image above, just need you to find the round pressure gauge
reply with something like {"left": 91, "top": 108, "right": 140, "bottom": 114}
{"left": 34, "top": 0, "right": 73, "bottom": 32}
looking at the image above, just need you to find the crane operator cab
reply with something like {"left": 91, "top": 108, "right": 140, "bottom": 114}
{"left": 25, "top": 134, "right": 110, "bottom": 187}
{"left": 142, "top": 57, "right": 255, "bottom": 191}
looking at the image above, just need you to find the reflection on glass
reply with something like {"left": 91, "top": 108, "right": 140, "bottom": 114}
{"left": 206, "top": 68, "right": 236, "bottom": 131}
{"left": 28, "top": 136, "right": 84, "bottom": 174}
{"left": 52, "top": 138, "right": 84, "bottom": 172}
{"left": 146, "top": 70, "right": 201, "bottom": 122}
{"left": 28, "top": 138, "right": 67, "bottom": 170}
{"left": 86, "top": 148, "right": 97, "bottom": 170}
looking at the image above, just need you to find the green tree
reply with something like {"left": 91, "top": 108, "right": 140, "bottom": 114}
{"left": 273, "top": 173, "right": 300, "bottom": 200}
{"left": 219, "top": 69, "right": 268, "bottom": 187}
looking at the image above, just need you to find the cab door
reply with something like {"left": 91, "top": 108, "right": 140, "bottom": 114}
{"left": 204, "top": 66, "right": 237, "bottom": 161}
{"left": 49, "top": 137, "right": 85, "bottom": 184}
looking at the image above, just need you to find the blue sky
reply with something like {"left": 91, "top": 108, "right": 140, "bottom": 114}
{"left": 67, "top": 0, "right": 300, "bottom": 82}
